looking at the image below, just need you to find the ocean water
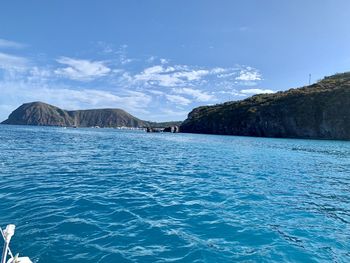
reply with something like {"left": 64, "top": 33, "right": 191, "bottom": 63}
{"left": 0, "top": 125, "right": 349, "bottom": 263}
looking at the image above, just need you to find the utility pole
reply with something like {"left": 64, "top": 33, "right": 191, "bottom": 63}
{"left": 308, "top": 74, "right": 311, "bottom": 85}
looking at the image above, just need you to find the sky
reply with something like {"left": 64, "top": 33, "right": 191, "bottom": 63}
{"left": 1, "top": 0, "right": 350, "bottom": 122}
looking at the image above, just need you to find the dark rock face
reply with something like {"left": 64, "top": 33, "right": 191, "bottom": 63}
{"left": 163, "top": 126, "right": 180, "bottom": 133}
{"left": 181, "top": 73, "right": 350, "bottom": 140}
{"left": 2, "top": 102, "right": 147, "bottom": 127}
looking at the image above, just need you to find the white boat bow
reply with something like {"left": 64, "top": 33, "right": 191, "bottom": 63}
{"left": 1, "top": 225, "right": 32, "bottom": 263}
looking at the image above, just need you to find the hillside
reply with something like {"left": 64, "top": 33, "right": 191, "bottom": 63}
{"left": 180, "top": 72, "right": 350, "bottom": 140}
{"left": 1, "top": 102, "right": 148, "bottom": 127}
{"left": 1, "top": 102, "right": 75, "bottom": 126}
{"left": 68, "top": 109, "right": 147, "bottom": 127}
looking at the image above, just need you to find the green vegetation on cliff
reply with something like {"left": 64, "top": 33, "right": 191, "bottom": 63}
{"left": 180, "top": 73, "right": 350, "bottom": 140}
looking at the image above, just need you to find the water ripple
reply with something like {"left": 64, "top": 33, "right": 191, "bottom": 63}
{"left": 0, "top": 125, "right": 350, "bottom": 262}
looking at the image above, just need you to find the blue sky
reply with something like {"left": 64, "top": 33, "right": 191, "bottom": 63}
{"left": 1, "top": 0, "right": 350, "bottom": 122}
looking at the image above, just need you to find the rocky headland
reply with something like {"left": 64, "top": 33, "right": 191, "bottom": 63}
{"left": 180, "top": 72, "right": 350, "bottom": 140}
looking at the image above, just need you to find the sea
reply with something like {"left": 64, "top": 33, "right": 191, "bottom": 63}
{"left": 0, "top": 125, "right": 349, "bottom": 262}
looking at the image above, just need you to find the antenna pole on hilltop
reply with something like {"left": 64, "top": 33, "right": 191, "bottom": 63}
{"left": 308, "top": 74, "right": 311, "bottom": 85}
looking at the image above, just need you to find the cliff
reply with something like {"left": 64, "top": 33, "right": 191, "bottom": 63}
{"left": 180, "top": 72, "right": 350, "bottom": 140}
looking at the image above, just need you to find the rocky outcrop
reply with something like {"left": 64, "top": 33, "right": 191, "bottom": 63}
{"left": 180, "top": 73, "right": 350, "bottom": 140}
{"left": 163, "top": 126, "right": 180, "bottom": 133}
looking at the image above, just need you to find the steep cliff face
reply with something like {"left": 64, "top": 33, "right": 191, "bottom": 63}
{"left": 1, "top": 102, "right": 147, "bottom": 127}
{"left": 181, "top": 73, "right": 350, "bottom": 140}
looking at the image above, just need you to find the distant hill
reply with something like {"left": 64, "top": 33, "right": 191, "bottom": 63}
{"left": 180, "top": 72, "right": 350, "bottom": 140}
{"left": 1, "top": 102, "right": 180, "bottom": 128}
{"left": 69, "top": 108, "right": 147, "bottom": 127}
{"left": 1, "top": 102, "right": 76, "bottom": 127}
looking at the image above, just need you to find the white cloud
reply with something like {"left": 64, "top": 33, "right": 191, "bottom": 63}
{"left": 236, "top": 68, "right": 261, "bottom": 81}
{"left": 0, "top": 79, "right": 152, "bottom": 121}
{"left": 165, "top": 94, "right": 191, "bottom": 105}
{"left": 131, "top": 64, "right": 262, "bottom": 91}
{"left": 147, "top": 56, "right": 157, "bottom": 63}
{"left": 114, "top": 53, "right": 262, "bottom": 92}
{"left": 211, "top": 67, "right": 228, "bottom": 74}
{"left": 144, "top": 65, "right": 172, "bottom": 74}
{"left": 172, "top": 87, "right": 215, "bottom": 102}
{"left": 217, "top": 90, "right": 246, "bottom": 97}
{"left": 134, "top": 65, "right": 212, "bottom": 87}
{"left": 240, "top": 88, "right": 274, "bottom": 95}
{"left": 134, "top": 65, "right": 180, "bottom": 86}
{"left": 54, "top": 57, "right": 111, "bottom": 81}
{"left": 0, "top": 39, "right": 25, "bottom": 49}
{"left": 0, "top": 42, "right": 266, "bottom": 122}
{"left": 0, "top": 52, "right": 28, "bottom": 70}
{"left": 120, "top": 57, "right": 133, "bottom": 65}
{"left": 218, "top": 72, "right": 237, "bottom": 78}
{"left": 160, "top": 58, "right": 169, "bottom": 64}
{"left": 173, "top": 69, "right": 209, "bottom": 81}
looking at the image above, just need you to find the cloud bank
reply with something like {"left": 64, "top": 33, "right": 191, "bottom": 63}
{"left": 0, "top": 40, "right": 268, "bottom": 121}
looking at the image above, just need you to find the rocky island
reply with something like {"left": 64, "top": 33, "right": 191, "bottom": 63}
{"left": 1, "top": 101, "right": 181, "bottom": 129}
{"left": 180, "top": 72, "right": 350, "bottom": 140}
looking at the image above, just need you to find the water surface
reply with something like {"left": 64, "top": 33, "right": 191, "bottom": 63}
{"left": 0, "top": 125, "right": 349, "bottom": 262}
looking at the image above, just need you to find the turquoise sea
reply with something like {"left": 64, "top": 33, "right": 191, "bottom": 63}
{"left": 0, "top": 125, "right": 349, "bottom": 262}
